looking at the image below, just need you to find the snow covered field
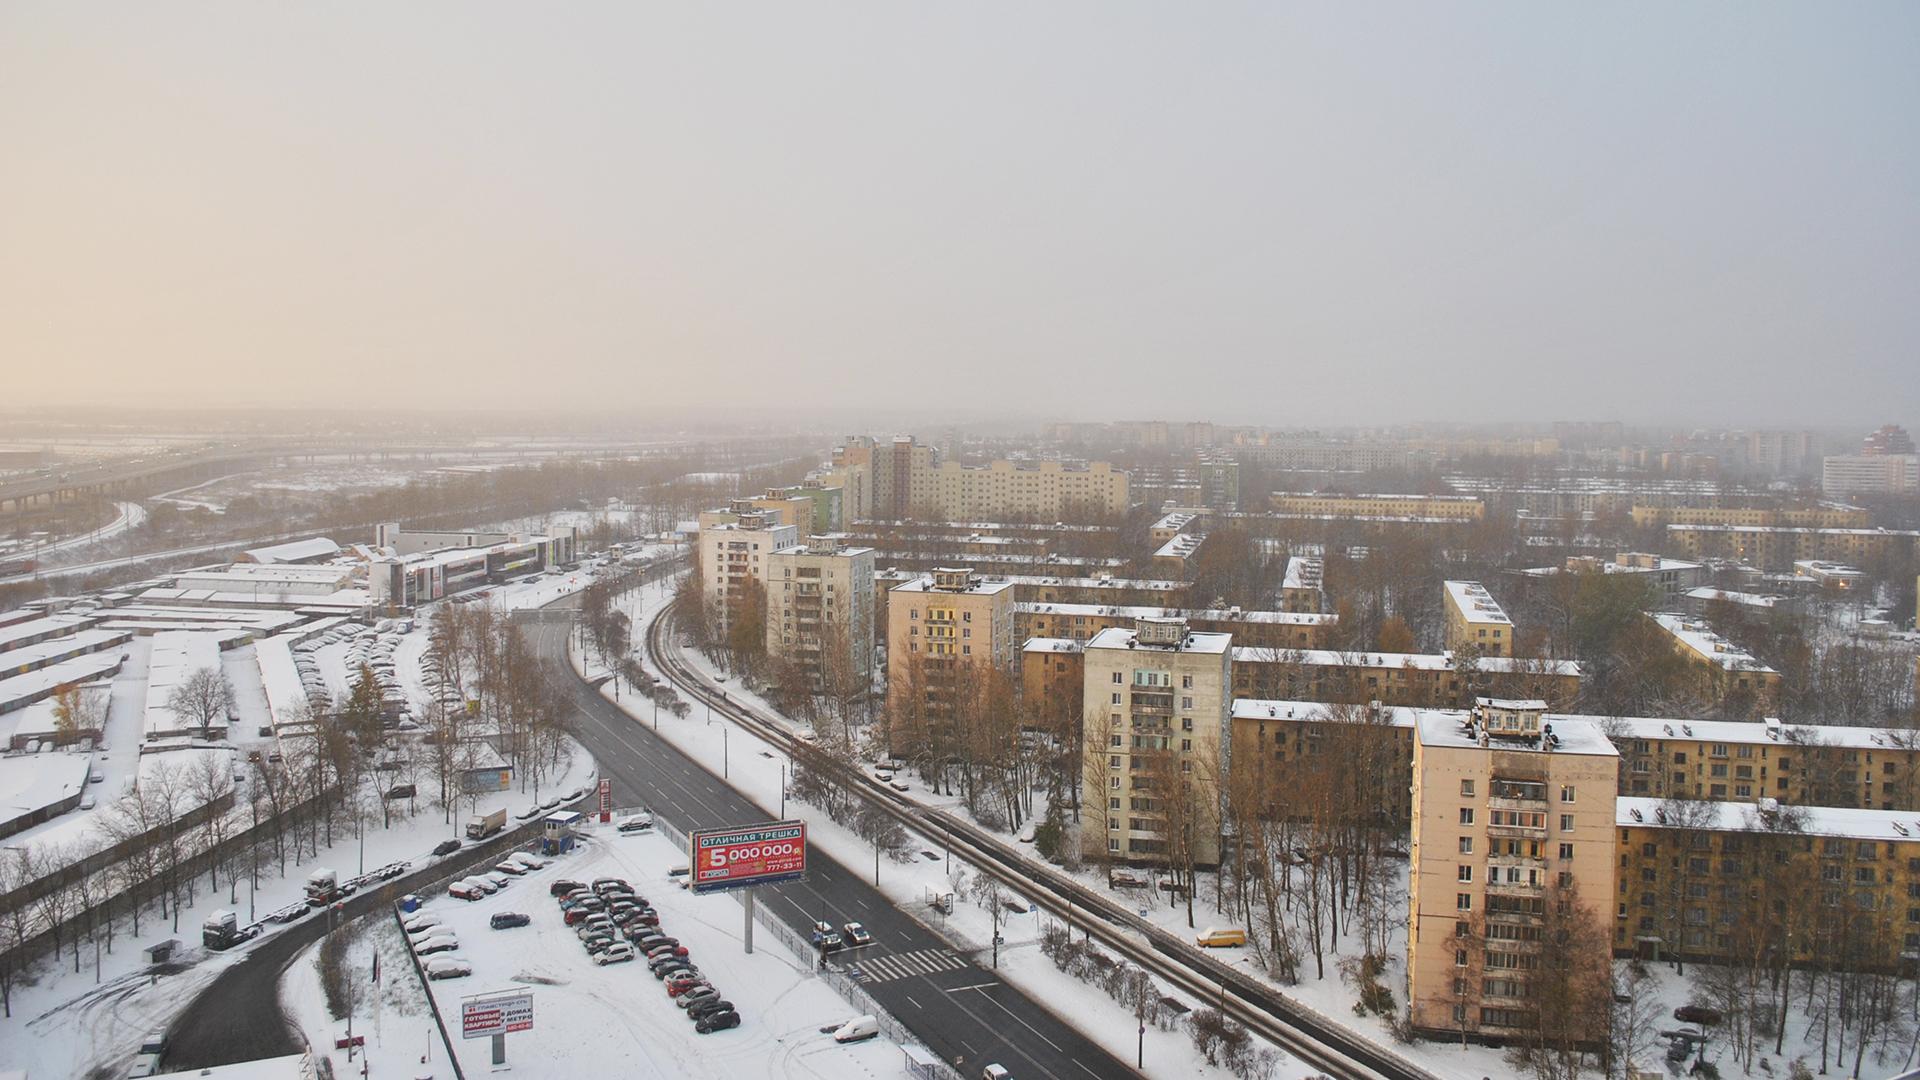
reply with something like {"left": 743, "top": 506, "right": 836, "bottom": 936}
{"left": 282, "top": 826, "right": 908, "bottom": 1080}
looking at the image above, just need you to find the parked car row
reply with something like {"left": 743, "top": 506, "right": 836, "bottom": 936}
{"left": 553, "top": 874, "right": 740, "bottom": 1033}
{"left": 401, "top": 911, "right": 472, "bottom": 981}
{"left": 448, "top": 850, "right": 547, "bottom": 900}
{"left": 345, "top": 626, "right": 411, "bottom": 721}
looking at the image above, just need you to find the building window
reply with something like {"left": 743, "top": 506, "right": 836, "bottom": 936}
{"left": 1560, "top": 814, "right": 1574, "bottom": 832}
{"left": 1111, "top": 693, "right": 1122, "bottom": 705}
{"left": 1457, "top": 894, "right": 1472, "bottom": 911}
{"left": 1182, "top": 697, "right": 1193, "bottom": 710}
{"left": 1559, "top": 785, "right": 1576, "bottom": 803}
{"left": 1460, "top": 779, "right": 1476, "bottom": 797}
{"left": 1455, "top": 949, "right": 1468, "bottom": 966}
{"left": 1459, "top": 808, "right": 1475, "bottom": 825}
{"left": 1182, "top": 675, "right": 1193, "bottom": 689}
{"left": 1559, "top": 843, "right": 1574, "bottom": 860}
{"left": 1181, "top": 739, "right": 1192, "bottom": 752}
{"left": 1112, "top": 672, "right": 1123, "bottom": 684}
{"left": 1458, "top": 865, "right": 1473, "bottom": 883}
{"left": 1459, "top": 837, "right": 1474, "bottom": 854}
{"left": 1109, "top": 735, "right": 1122, "bottom": 747}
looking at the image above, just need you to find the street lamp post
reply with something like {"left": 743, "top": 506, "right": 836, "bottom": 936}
{"left": 780, "top": 760, "right": 788, "bottom": 818}
{"left": 723, "top": 727, "right": 729, "bottom": 779}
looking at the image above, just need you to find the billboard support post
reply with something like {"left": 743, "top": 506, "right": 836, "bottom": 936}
{"left": 492, "top": 1032, "right": 506, "bottom": 1066}
{"left": 743, "top": 890, "right": 755, "bottom": 955}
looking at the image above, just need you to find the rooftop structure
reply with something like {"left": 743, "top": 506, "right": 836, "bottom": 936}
{"left": 1443, "top": 580, "right": 1513, "bottom": 657}
{"left": 239, "top": 537, "right": 343, "bottom": 565}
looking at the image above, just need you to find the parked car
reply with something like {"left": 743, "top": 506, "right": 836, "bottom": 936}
{"left": 695, "top": 1009, "right": 740, "bottom": 1034}
{"left": 489, "top": 912, "right": 531, "bottom": 930}
{"left": 889, "top": 779, "right": 909, "bottom": 792}
{"left": 665, "top": 971, "right": 707, "bottom": 996}
{"left": 548, "top": 879, "right": 586, "bottom": 897}
{"left": 412, "top": 935, "right": 460, "bottom": 956}
{"left": 981, "top": 1066, "right": 1012, "bottom": 1080}
{"left": 582, "top": 934, "right": 617, "bottom": 954}
{"left": 448, "top": 882, "right": 483, "bottom": 901}
{"left": 492, "top": 862, "right": 526, "bottom": 876}
{"left": 483, "top": 871, "right": 513, "bottom": 888}
{"left": 832, "top": 1015, "right": 880, "bottom": 1043}
{"left": 593, "top": 942, "right": 636, "bottom": 965}
{"left": 651, "top": 958, "right": 694, "bottom": 980}
{"left": 616, "top": 815, "right": 653, "bottom": 834}
{"left": 591, "top": 878, "right": 631, "bottom": 895}
{"left": 508, "top": 852, "right": 548, "bottom": 870}
{"left": 687, "top": 998, "right": 735, "bottom": 1022}
{"left": 678, "top": 986, "right": 720, "bottom": 1011}
{"left": 403, "top": 915, "right": 442, "bottom": 935}
{"left": 841, "top": 922, "right": 872, "bottom": 947}
{"left": 464, "top": 877, "right": 498, "bottom": 895}
{"left": 424, "top": 958, "right": 472, "bottom": 980}
{"left": 646, "top": 943, "right": 690, "bottom": 960}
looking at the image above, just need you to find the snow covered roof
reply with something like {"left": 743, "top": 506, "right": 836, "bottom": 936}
{"left": 1647, "top": 612, "right": 1777, "bottom": 673}
{"left": 1415, "top": 710, "right": 1616, "bottom": 757}
{"left": 1017, "top": 602, "right": 1333, "bottom": 626}
{"left": 1231, "top": 698, "right": 1424, "bottom": 728}
{"left": 1021, "top": 637, "right": 1083, "bottom": 654}
{"left": 0, "top": 751, "right": 90, "bottom": 831}
{"left": 1570, "top": 713, "right": 1913, "bottom": 752}
{"left": 1085, "top": 625, "right": 1232, "bottom": 655}
{"left": 1230, "top": 646, "right": 1584, "bottom": 677}
{"left": 1616, "top": 797, "right": 1920, "bottom": 844}
{"left": 1282, "top": 556, "right": 1322, "bottom": 591}
{"left": 0, "top": 614, "right": 96, "bottom": 653}
{"left": 242, "top": 537, "right": 342, "bottom": 564}
{"left": 1444, "top": 580, "right": 1510, "bottom": 625}
{"left": 1685, "top": 588, "right": 1785, "bottom": 609}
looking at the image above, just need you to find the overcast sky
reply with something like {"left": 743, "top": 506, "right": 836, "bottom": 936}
{"left": 2, "top": 3, "right": 1915, "bottom": 428}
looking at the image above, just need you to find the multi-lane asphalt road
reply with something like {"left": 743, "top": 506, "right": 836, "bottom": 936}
{"left": 522, "top": 610, "right": 1139, "bottom": 1080}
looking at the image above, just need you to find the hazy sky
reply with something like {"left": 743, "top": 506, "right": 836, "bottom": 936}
{"left": 3, "top": 4, "right": 1915, "bottom": 427}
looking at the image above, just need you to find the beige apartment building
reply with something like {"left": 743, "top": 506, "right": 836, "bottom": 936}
{"left": 696, "top": 509, "right": 798, "bottom": 639}
{"left": 765, "top": 540, "right": 875, "bottom": 688}
{"left": 1280, "top": 556, "right": 1323, "bottom": 613}
{"left": 1269, "top": 492, "right": 1485, "bottom": 520}
{"left": 885, "top": 567, "right": 1017, "bottom": 726}
{"left": 912, "top": 459, "right": 1130, "bottom": 522}
{"left": 1079, "top": 618, "right": 1233, "bottom": 866}
{"left": 1644, "top": 612, "right": 1781, "bottom": 715}
{"left": 1443, "top": 581, "right": 1514, "bottom": 657}
{"left": 1629, "top": 503, "right": 1871, "bottom": 529}
{"left": 1665, "top": 523, "right": 1920, "bottom": 572}
{"left": 1407, "top": 701, "right": 1619, "bottom": 1041}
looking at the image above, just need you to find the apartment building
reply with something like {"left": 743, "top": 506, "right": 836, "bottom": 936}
{"left": 1280, "top": 555, "right": 1323, "bottom": 614}
{"left": 1513, "top": 552, "right": 1704, "bottom": 607}
{"left": 737, "top": 490, "right": 819, "bottom": 543}
{"left": 765, "top": 540, "right": 875, "bottom": 687}
{"left": 1017, "top": 602, "right": 1334, "bottom": 652}
{"left": 1269, "top": 492, "right": 1485, "bottom": 521}
{"left": 1628, "top": 504, "right": 1871, "bottom": 529}
{"left": 1149, "top": 510, "right": 1205, "bottom": 547}
{"left": 913, "top": 459, "right": 1130, "bottom": 522}
{"left": 1644, "top": 612, "right": 1781, "bottom": 715}
{"left": 1599, "top": 715, "right": 1920, "bottom": 810}
{"left": 1666, "top": 523, "right": 1920, "bottom": 571}
{"left": 1794, "top": 559, "right": 1866, "bottom": 591}
{"left": 1824, "top": 454, "right": 1920, "bottom": 496}
{"left": 1407, "top": 702, "right": 1619, "bottom": 1041}
{"left": 1151, "top": 532, "right": 1206, "bottom": 579}
{"left": 1230, "top": 647, "right": 1584, "bottom": 711}
{"left": 885, "top": 567, "right": 1016, "bottom": 723}
{"left": 1231, "top": 698, "right": 1414, "bottom": 826}
{"left": 1021, "top": 637, "right": 1084, "bottom": 733}
{"left": 1078, "top": 619, "right": 1233, "bottom": 865}
{"left": 1443, "top": 581, "right": 1514, "bottom": 658}
{"left": 697, "top": 509, "right": 798, "bottom": 638}
{"left": 1614, "top": 797, "right": 1920, "bottom": 964}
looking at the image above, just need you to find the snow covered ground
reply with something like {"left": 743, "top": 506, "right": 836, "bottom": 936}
{"left": 281, "top": 826, "right": 909, "bottom": 1080}
{"left": 0, "top": 733, "right": 599, "bottom": 1080}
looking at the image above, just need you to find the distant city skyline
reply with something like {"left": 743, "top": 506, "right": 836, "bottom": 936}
{"left": 3, "top": 4, "right": 1916, "bottom": 425}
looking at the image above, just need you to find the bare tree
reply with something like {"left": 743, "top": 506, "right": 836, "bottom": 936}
{"left": 167, "top": 667, "right": 234, "bottom": 741}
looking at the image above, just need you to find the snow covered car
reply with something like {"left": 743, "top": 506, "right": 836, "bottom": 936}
{"left": 593, "top": 942, "right": 636, "bottom": 965}
{"left": 616, "top": 815, "right": 653, "bottom": 834}
{"left": 447, "top": 882, "right": 483, "bottom": 901}
{"left": 424, "top": 958, "right": 472, "bottom": 980}
{"left": 412, "top": 935, "right": 459, "bottom": 956}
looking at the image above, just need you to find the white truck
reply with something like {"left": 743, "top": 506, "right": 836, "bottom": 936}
{"left": 305, "top": 868, "right": 343, "bottom": 907}
{"left": 466, "top": 807, "right": 507, "bottom": 840}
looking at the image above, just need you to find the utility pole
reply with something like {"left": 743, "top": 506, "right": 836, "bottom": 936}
{"left": 723, "top": 728, "right": 729, "bottom": 778}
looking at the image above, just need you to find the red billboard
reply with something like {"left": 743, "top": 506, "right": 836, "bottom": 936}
{"left": 689, "top": 819, "right": 807, "bottom": 894}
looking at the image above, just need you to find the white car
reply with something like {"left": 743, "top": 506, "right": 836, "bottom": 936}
{"left": 465, "top": 876, "right": 498, "bottom": 894}
{"left": 484, "top": 871, "right": 513, "bottom": 888}
{"left": 412, "top": 935, "right": 459, "bottom": 956}
{"left": 424, "top": 957, "right": 472, "bottom": 980}
{"left": 507, "top": 852, "right": 547, "bottom": 870}
{"left": 403, "top": 916, "right": 443, "bottom": 936}
{"left": 593, "top": 942, "right": 636, "bottom": 965}
{"left": 616, "top": 815, "right": 653, "bottom": 834}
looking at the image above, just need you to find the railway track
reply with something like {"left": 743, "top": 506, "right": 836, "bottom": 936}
{"left": 635, "top": 594, "right": 1439, "bottom": 1080}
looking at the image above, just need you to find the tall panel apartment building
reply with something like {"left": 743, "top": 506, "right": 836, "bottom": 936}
{"left": 1407, "top": 700, "right": 1618, "bottom": 1041}
{"left": 696, "top": 509, "right": 797, "bottom": 639}
{"left": 885, "top": 567, "right": 1016, "bottom": 736}
{"left": 1078, "top": 618, "right": 1233, "bottom": 866}
{"left": 766, "top": 539, "right": 875, "bottom": 688}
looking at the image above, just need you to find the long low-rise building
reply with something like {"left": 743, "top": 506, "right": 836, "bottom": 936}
{"left": 1665, "top": 523, "right": 1920, "bottom": 572}
{"left": 1645, "top": 612, "right": 1781, "bottom": 714}
{"left": 1270, "top": 491, "right": 1485, "bottom": 520}
{"left": 0, "top": 614, "right": 99, "bottom": 654}
{"left": 1016, "top": 602, "right": 1335, "bottom": 651}
{"left": 0, "top": 651, "right": 125, "bottom": 714}
{"left": 1230, "top": 646, "right": 1584, "bottom": 710}
{"left": 1614, "top": 797, "right": 1920, "bottom": 964}
{"left": 0, "top": 628, "right": 133, "bottom": 677}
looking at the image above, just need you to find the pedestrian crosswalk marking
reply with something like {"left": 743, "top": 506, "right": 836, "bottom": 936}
{"left": 851, "top": 948, "right": 967, "bottom": 983}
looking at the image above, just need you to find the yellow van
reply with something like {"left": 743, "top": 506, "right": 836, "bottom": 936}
{"left": 1195, "top": 927, "right": 1246, "bottom": 948}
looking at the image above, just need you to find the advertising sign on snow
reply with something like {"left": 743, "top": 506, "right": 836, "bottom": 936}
{"left": 689, "top": 819, "right": 807, "bottom": 894}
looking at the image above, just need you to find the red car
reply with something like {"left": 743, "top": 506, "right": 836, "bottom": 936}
{"left": 665, "top": 973, "right": 707, "bottom": 996}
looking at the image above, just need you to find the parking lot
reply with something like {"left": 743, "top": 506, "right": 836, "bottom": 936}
{"left": 407, "top": 823, "right": 905, "bottom": 1078}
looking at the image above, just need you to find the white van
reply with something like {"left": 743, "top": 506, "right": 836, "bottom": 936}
{"left": 832, "top": 1015, "right": 880, "bottom": 1043}
{"left": 982, "top": 1066, "right": 1012, "bottom": 1080}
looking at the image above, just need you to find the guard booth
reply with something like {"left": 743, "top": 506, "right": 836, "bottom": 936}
{"left": 542, "top": 810, "right": 583, "bottom": 856}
